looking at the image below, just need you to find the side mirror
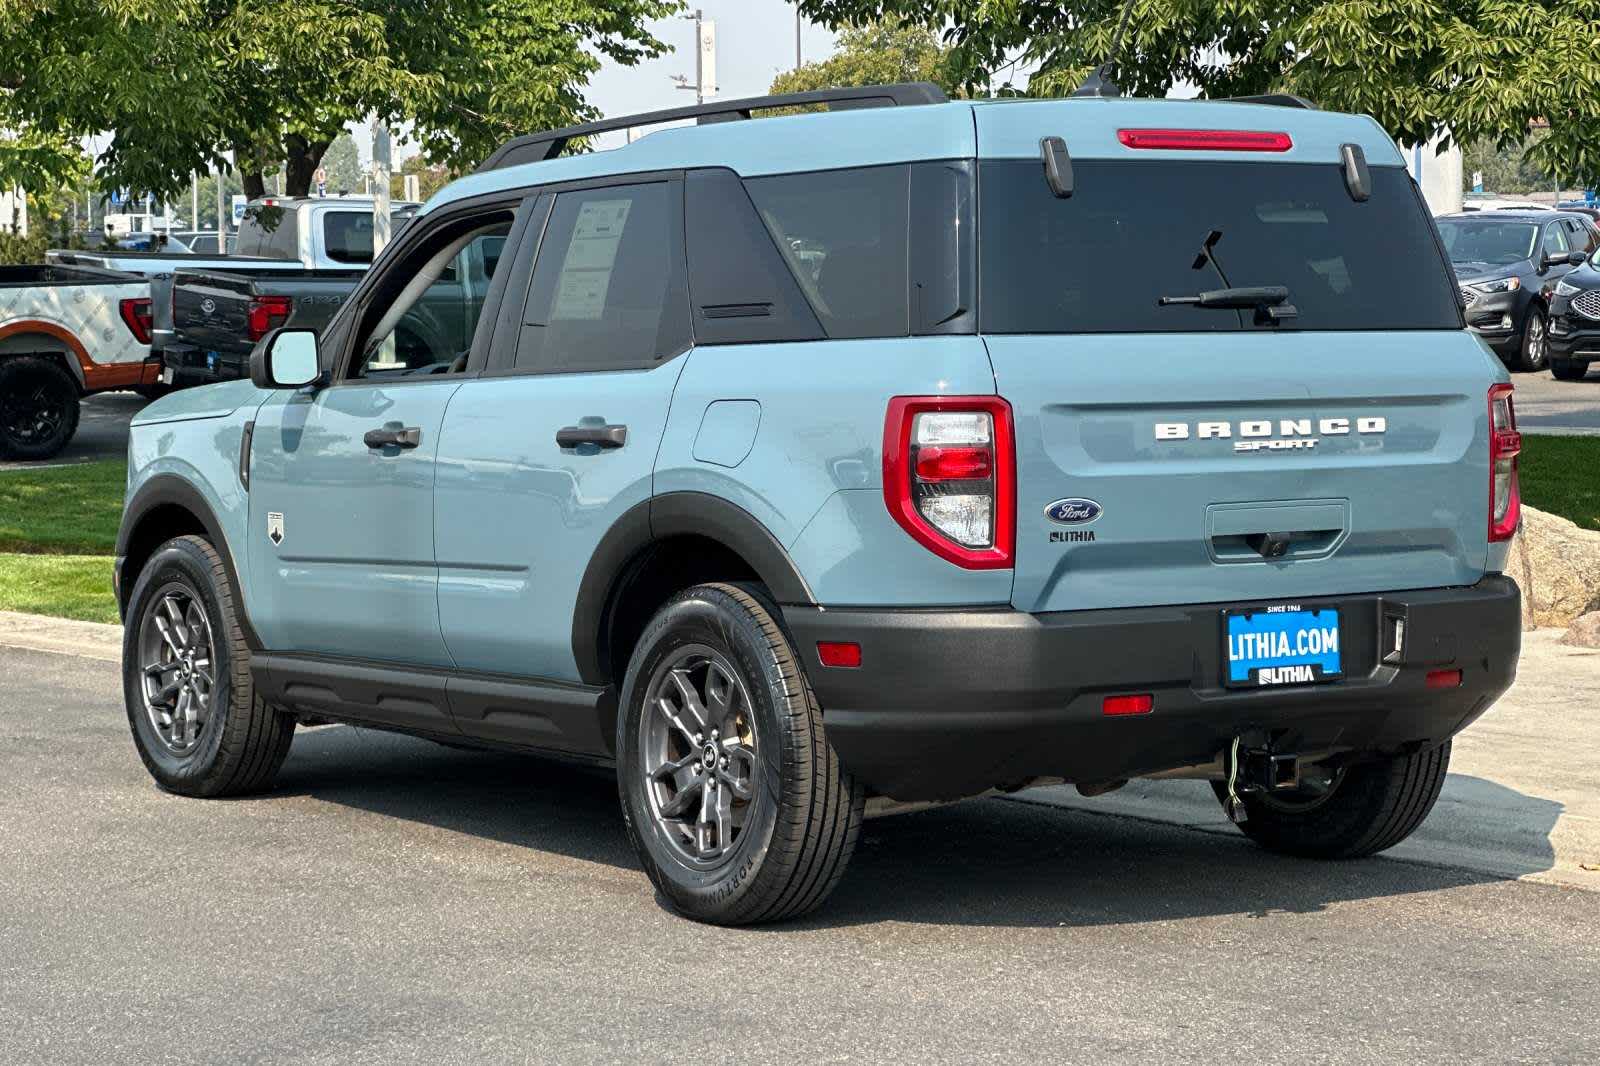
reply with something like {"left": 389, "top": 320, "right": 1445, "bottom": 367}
{"left": 250, "top": 328, "right": 322, "bottom": 389}
{"left": 1568, "top": 250, "right": 1589, "bottom": 266}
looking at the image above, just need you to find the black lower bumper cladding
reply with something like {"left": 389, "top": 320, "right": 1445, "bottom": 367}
{"left": 784, "top": 577, "right": 1520, "bottom": 800}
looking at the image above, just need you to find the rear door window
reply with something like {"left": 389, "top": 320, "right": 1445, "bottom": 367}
{"left": 514, "top": 181, "right": 690, "bottom": 373}
{"left": 744, "top": 165, "right": 910, "bottom": 338}
{"left": 979, "top": 161, "right": 1461, "bottom": 333}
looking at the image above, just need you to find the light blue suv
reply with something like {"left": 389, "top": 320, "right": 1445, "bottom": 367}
{"left": 115, "top": 83, "right": 1523, "bottom": 924}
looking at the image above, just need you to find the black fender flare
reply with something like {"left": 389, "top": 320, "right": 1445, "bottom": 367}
{"left": 116, "top": 474, "right": 262, "bottom": 649}
{"left": 569, "top": 492, "right": 815, "bottom": 686}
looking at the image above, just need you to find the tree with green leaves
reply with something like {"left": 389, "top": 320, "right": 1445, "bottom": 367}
{"left": 798, "top": 0, "right": 1600, "bottom": 186}
{"left": 320, "top": 135, "right": 364, "bottom": 196}
{"left": 1, "top": 0, "right": 680, "bottom": 201}
{"left": 770, "top": 20, "right": 963, "bottom": 97}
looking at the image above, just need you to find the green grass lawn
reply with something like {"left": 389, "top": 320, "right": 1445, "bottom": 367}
{"left": 1518, "top": 434, "right": 1600, "bottom": 532}
{"left": 0, "top": 553, "right": 118, "bottom": 624}
{"left": 0, "top": 459, "right": 124, "bottom": 623}
{"left": 0, "top": 458, "right": 124, "bottom": 554}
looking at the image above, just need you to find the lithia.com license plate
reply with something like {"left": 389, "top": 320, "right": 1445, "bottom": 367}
{"left": 1223, "top": 605, "right": 1342, "bottom": 687}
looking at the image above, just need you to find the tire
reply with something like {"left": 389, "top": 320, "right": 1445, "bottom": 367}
{"left": 1550, "top": 358, "right": 1589, "bottom": 381}
{"left": 0, "top": 355, "right": 81, "bottom": 460}
{"left": 134, "top": 383, "right": 172, "bottom": 401}
{"left": 1212, "top": 741, "right": 1451, "bottom": 859}
{"left": 1514, "top": 305, "right": 1549, "bottom": 371}
{"left": 121, "top": 534, "right": 295, "bottom": 797}
{"left": 616, "top": 582, "right": 863, "bottom": 925}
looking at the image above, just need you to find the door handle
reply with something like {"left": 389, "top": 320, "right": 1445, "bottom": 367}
{"left": 363, "top": 425, "right": 422, "bottom": 450}
{"left": 556, "top": 424, "right": 628, "bottom": 449}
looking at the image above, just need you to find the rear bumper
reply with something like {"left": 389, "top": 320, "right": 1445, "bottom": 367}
{"left": 161, "top": 343, "right": 247, "bottom": 386}
{"left": 783, "top": 576, "right": 1521, "bottom": 800}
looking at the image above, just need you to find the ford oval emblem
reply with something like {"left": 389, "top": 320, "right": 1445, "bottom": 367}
{"left": 1045, "top": 498, "right": 1103, "bottom": 525}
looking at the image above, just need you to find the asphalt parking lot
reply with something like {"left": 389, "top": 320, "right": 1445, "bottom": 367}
{"left": 2, "top": 628, "right": 1596, "bottom": 1065}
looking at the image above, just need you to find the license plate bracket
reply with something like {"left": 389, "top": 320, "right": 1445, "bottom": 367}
{"left": 1223, "top": 605, "right": 1342, "bottom": 688}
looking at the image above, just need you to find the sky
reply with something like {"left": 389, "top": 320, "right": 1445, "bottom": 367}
{"left": 352, "top": 1, "right": 839, "bottom": 163}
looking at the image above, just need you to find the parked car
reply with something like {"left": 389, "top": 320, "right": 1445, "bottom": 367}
{"left": 172, "top": 232, "right": 237, "bottom": 255}
{"left": 0, "top": 264, "right": 156, "bottom": 459}
{"left": 1435, "top": 209, "right": 1599, "bottom": 370}
{"left": 115, "top": 84, "right": 1521, "bottom": 925}
{"left": 1548, "top": 255, "right": 1600, "bottom": 380}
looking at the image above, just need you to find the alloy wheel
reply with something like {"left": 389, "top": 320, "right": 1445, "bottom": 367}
{"left": 638, "top": 645, "right": 759, "bottom": 867}
{"left": 137, "top": 586, "right": 217, "bottom": 755}
{"left": 0, "top": 380, "right": 67, "bottom": 447}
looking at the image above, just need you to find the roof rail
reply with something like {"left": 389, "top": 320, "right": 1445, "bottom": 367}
{"left": 1222, "top": 93, "right": 1318, "bottom": 110}
{"left": 476, "top": 82, "right": 950, "bottom": 172}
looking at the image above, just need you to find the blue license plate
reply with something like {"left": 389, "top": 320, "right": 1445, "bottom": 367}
{"left": 1223, "top": 606, "right": 1342, "bottom": 687}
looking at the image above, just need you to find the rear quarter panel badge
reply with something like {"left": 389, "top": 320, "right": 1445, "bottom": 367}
{"left": 267, "top": 512, "right": 285, "bottom": 547}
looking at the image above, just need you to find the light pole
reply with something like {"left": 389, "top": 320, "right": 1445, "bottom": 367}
{"left": 796, "top": 6, "right": 802, "bottom": 69}
{"left": 672, "top": 8, "right": 715, "bottom": 106}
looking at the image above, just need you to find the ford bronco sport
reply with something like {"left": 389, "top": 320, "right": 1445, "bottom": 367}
{"left": 115, "top": 84, "right": 1522, "bottom": 925}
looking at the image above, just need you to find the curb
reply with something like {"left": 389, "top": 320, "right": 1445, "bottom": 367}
{"left": 0, "top": 610, "right": 122, "bottom": 662}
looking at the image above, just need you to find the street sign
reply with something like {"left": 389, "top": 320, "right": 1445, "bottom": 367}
{"left": 231, "top": 194, "right": 248, "bottom": 225}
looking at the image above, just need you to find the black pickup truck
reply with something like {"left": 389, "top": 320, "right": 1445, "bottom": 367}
{"left": 165, "top": 268, "right": 365, "bottom": 385}
{"left": 167, "top": 220, "right": 502, "bottom": 385}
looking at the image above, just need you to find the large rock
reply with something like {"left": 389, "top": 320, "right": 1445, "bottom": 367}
{"left": 1504, "top": 506, "right": 1600, "bottom": 629}
{"left": 1562, "top": 612, "right": 1600, "bottom": 648}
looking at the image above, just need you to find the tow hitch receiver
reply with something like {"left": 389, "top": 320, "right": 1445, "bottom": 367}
{"left": 1221, "top": 737, "right": 1303, "bottom": 823}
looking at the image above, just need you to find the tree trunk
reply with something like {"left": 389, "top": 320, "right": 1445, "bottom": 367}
{"left": 241, "top": 171, "right": 266, "bottom": 200}
{"left": 283, "top": 134, "right": 333, "bottom": 197}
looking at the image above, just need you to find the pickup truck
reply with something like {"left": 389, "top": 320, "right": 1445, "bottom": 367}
{"left": 166, "top": 207, "right": 485, "bottom": 387}
{"left": 0, "top": 264, "right": 155, "bottom": 459}
{"left": 48, "top": 196, "right": 417, "bottom": 361}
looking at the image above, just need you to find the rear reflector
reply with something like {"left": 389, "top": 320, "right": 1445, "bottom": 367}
{"left": 1425, "top": 668, "right": 1462, "bottom": 690}
{"left": 914, "top": 444, "right": 993, "bottom": 482}
{"left": 1102, "top": 693, "right": 1154, "bottom": 716}
{"left": 1117, "top": 128, "right": 1293, "bottom": 152}
{"left": 816, "top": 641, "right": 862, "bottom": 669}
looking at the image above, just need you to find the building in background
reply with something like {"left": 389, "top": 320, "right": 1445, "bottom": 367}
{"left": 1404, "top": 132, "right": 1464, "bottom": 215}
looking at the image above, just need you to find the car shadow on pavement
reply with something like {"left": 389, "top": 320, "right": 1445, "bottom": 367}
{"left": 271, "top": 726, "right": 1562, "bottom": 929}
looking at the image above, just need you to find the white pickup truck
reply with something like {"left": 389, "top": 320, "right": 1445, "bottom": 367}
{"left": 0, "top": 264, "right": 155, "bottom": 460}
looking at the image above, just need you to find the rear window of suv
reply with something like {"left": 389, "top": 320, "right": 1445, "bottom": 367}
{"left": 979, "top": 160, "right": 1461, "bottom": 333}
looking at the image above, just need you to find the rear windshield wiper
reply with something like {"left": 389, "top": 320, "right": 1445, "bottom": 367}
{"left": 1158, "top": 285, "right": 1298, "bottom": 324}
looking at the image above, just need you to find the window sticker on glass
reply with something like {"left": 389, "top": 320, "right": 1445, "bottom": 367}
{"left": 552, "top": 199, "right": 632, "bottom": 320}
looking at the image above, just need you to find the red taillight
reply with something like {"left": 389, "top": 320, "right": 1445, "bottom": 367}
{"left": 1102, "top": 693, "right": 1154, "bottom": 716}
{"left": 1488, "top": 383, "right": 1521, "bottom": 543}
{"left": 883, "top": 396, "right": 1015, "bottom": 570}
{"left": 1426, "top": 668, "right": 1463, "bottom": 690}
{"left": 914, "top": 445, "right": 993, "bottom": 482}
{"left": 247, "top": 294, "right": 293, "bottom": 342}
{"left": 118, "top": 297, "right": 153, "bottom": 344}
{"left": 1117, "top": 128, "right": 1293, "bottom": 152}
{"left": 816, "top": 641, "right": 862, "bottom": 669}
